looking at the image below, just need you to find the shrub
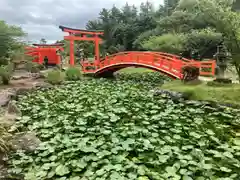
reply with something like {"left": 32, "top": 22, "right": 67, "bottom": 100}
{"left": 46, "top": 70, "right": 65, "bottom": 85}
{"left": 184, "top": 79, "right": 202, "bottom": 85}
{"left": 0, "top": 125, "right": 11, "bottom": 153}
{"left": 0, "top": 66, "right": 12, "bottom": 85}
{"left": 141, "top": 33, "right": 187, "bottom": 54}
{"left": 181, "top": 89, "right": 195, "bottom": 99}
{"left": 207, "top": 78, "right": 233, "bottom": 87}
{"left": 25, "top": 62, "right": 44, "bottom": 73}
{"left": 116, "top": 72, "right": 170, "bottom": 85}
{"left": 65, "top": 67, "right": 82, "bottom": 81}
{"left": 36, "top": 63, "right": 45, "bottom": 70}
{"left": 213, "top": 78, "right": 232, "bottom": 84}
{"left": 55, "top": 64, "right": 62, "bottom": 70}
{"left": 30, "top": 65, "right": 40, "bottom": 73}
{"left": 25, "top": 62, "right": 32, "bottom": 72}
{"left": 25, "top": 62, "right": 38, "bottom": 73}
{"left": 181, "top": 66, "right": 200, "bottom": 82}
{"left": 0, "top": 59, "right": 8, "bottom": 66}
{"left": 7, "top": 63, "right": 15, "bottom": 73}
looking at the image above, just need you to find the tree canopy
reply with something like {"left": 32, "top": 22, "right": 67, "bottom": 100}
{"left": 1, "top": 0, "right": 240, "bottom": 78}
{"left": 0, "top": 20, "right": 26, "bottom": 64}
{"left": 84, "top": 0, "right": 223, "bottom": 59}
{"left": 82, "top": 0, "right": 240, "bottom": 78}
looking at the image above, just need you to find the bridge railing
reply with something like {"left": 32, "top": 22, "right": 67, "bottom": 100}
{"left": 81, "top": 51, "right": 216, "bottom": 78}
{"left": 152, "top": 52, "right": 193, "bottom": 63}
{"left": 154, "top": 53, "right": 216, "bottom": 76}
{"left": 186, "top": 60, "right": 216, "bottom": 76}
{"left": 82, "top": 52, "right": 186, "bottom": 78}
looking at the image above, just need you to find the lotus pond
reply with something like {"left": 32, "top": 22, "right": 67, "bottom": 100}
{"left": 9, "top": 73, "right": 240, "bottom": 180}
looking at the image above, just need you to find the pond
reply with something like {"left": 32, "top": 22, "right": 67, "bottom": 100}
{"left": 9, "top": 73, "right": 240, "bottom": 180}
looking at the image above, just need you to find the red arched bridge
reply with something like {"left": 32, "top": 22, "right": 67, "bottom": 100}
{"left": 59, "top": 25, "right": 216, "bottom": 79}
{"left": 81, "top": 52, "right": 216, "bottom": 79}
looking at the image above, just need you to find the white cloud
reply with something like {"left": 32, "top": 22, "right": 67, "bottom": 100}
{"left": 0, "top": 0, "right": 164, "bottom": 43}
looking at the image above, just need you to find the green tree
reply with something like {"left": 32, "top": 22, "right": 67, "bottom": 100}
{"left": 137, "top": 0, "right": 222, "bottom": 60}
{"left": 141, "top": 33, "right": 187, "bottom": 54}
{"left": 83, "top": 0, "right": 239, "bottom": 81}
{"left": 197, "top": 0, "right": 240, "bottom": 79}
{"left": 233, "top": 0, "right": 240, "bottom": 11}
{"left": 0, "top": 20, "right": 26, "bottom": 65}
{"left": 164, "top": 0, "right": 180, "bottom": 15}
{"left": 40, "top": 38, "right": 47, "bottom": 44}
{"left": 184, "top": 28, "right": 223, "bottom": 59}
{"left": 86, "top": 2, "right": 157, "bottom": 53}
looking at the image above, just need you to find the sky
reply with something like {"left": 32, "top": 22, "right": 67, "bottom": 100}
{"left": 0, "top": 0, "right": 163, "bottom": 43}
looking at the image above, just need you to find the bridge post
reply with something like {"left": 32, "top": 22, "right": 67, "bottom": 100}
{"left": 69, "top": 40, "right": 75, "bottom": 66}
{"left": 95, "top": 36, "right": 100, "bottom": 65}
{"left": 212, "top": 61, "right": 216, "bottom": 76}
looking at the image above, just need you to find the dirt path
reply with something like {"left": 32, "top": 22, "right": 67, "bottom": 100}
{"left": 0, "top": 70, "right": 49, "bottom": 108}
{"left": 199, "top": 76, "right": 239, "bottom": 83}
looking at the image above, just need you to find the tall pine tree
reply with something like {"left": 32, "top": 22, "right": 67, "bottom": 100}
{"left": 164, "top": 0, "right": 180, "bottom": 15}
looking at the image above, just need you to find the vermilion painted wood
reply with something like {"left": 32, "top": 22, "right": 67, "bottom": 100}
{"left": 59, "top": 25, "right": 104, "bottom": 35}
{"left": 81, "top": 51, "right": 216, "bottom": 79}
{"left": 64, "top": 36, "right": 103, "bottom": 42}
{"left": 25, "top": 44, "right": 64, "bottom": 64}
{"left": 32, "top": 43, "right": 64, "bottom": 47}
{"left": 58, "top": 26, "right": 215, "bottom": 79}
{"left": 59, "top": 25, "right": 104, "bottom": 66}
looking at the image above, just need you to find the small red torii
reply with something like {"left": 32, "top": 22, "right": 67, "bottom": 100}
{"left": 59, "top": 25, "right": 104, "bottom": 65}
{"left": 25, "top": 43, "right": 64, "bottom": 65}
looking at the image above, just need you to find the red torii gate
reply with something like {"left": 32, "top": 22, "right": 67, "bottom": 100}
{"left": 59, "top": 25, "right": 104, "bottom": 65}
{"left": 25, "top": 43, "right": 64, "bottom": 65}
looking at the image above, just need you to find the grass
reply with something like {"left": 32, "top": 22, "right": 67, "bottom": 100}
{"left": 119, "top": 67, "right": 154, "bottom": 73}
{"left": 162, "top": 80, "right": 240, "bottom": 106}
{"left": 99, "top": 67, "right": 240, "bottom": 106}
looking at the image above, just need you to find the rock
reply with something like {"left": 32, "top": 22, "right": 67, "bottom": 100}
{"left": 33, "top": 82, "right": 52, "bottom": 89}
{"left": 0, "top": 92, "right": 11, "bottom": 107}
{"left": 15, "top": 87, "right": 33, "bottom": 96}
{"left": 151, "top": 89, "right": 191, "bottom": 100}
{"left": 0, "top": 113, "right": 18, "bottom": 128}
{"left": 7, "top": 101, "right": 21, "bottom": 115}
{"left": 31, "top": 73, "right": 41, "bottom": 79}
{"left": 11, "top": 132, "right": 41, "bottom": 152}
{"left": 12, "top": 74, "right": 30, "bottom": 80}
{"left": 40, "top": 69, "right": 50, "bottom": 74}
{"left": 7, "top": 89, "right": 17, "bottom": 98}
{"left": 39, "top": 71, "right": 47, "bottom": 79}
{"left": 12, "top": 75, "right": 21, "bottom": 80}
{"left": 0, "top": 90, "right": 16, "bottom": 107}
